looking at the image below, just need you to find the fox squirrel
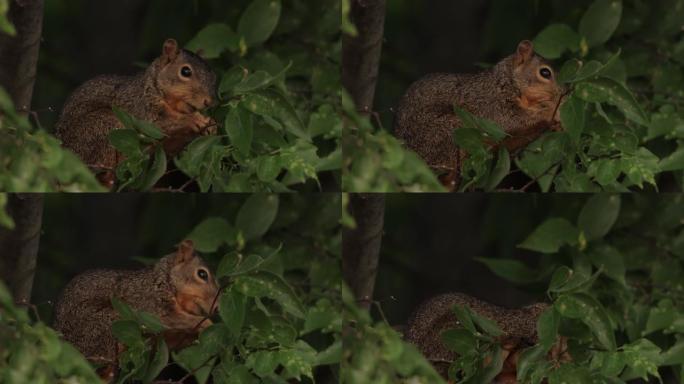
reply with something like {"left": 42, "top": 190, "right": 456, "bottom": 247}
{"left": 394, "top": 40, "right": 565, "bottom": 189}
{"left": 404, "top": 293, "right": 551, "bottom": 383}
{"left": 55, "top": 39, "right": 218, "bottom": 186}
{"left": 53, "top": 240, "right": 219, "bottom": 368}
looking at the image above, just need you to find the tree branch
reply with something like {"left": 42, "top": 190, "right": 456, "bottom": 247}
{"left": 0, "top": 0, "right": 44, "bottom": 111}
{"left": 342, "top": 194, "right": 385, "bottom": 310}
{"left": 0, "top": 194, "right": 44, "bottom": 303}
{"left": 341, "top": 0, "right": 386, "bottom": 113}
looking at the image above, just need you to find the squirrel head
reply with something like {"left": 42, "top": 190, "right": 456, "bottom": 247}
{"left": 508, "top": 40, "right": 565, "bottom": 122}
{"left": 153, "top": 39, "right": 218, "bottom": 115}
{"left": 168, "top": 239, "right": 219, "bottom": 319}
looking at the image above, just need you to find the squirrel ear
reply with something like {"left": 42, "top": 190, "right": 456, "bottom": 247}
{"left": 174, "top": 239, "right": 195, "bottom": 264}
{"left": 515, "top": 40, "right": 534, "bottom": 66}
{"left": 162, "top": 39, "right": 180, "bottom": 62}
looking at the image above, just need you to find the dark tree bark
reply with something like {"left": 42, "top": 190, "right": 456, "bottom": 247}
{"left": 342, "top": 0, "right": 386, "bottom": 113}
{"left": 0, "top": 194, "right": 44, "bottom": 303}
{"left": 0, "top": 0, "right": 44, "bottom": 112}
{"left": 343, "top": 194, "right": 385, "bottom": 310}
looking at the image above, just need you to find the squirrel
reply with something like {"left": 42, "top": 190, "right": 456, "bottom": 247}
{"left": 404, "top": 293, "right": 553, "bottom": 383}
{"left": 55, "top": 38, "right": 218, "bottom": 187}
{"left": 53, "top": 240, "right": 219, "bottom": 371}
{"left": 394, "top": 40, "right": 565, "bottom": 189}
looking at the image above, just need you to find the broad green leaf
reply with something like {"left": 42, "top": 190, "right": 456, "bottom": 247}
{"left": 234, "top": 271, "right": 305, "bottom": 318}
{"left": 454, "top": 105, "right": 506, "bottom": 141}
{"left": 108, "top": 129, "right": 141, "bottom": 156}
{"left": 143, "top": 339, "right": 168, "bottom": 384}
{"left": 187, "top": 217, "right": 235, "bottom": 252}
{"left": 112, "top": 107, "right": 165, "bottom": 140}
{"left": 577, "top": 194, "right": 621, "bottom": 240}
{"left": 643, "top": 299, "right": 676, "bottom": 335}
{"left": 256, "top": 155, "right": 282, "bottom": 182}
{"left": 238, "top": 0, "right": 282, "bottom": 47}
{"left": 174, "top": 136, "right": 222, "bottom": 177}
{"left": 440, "top": 328, "right": 477, "bottom": 355}
{"left": 575, "top": 78, "right": 648, "bottom": 126}
{"left": 533, "top": 24, "right": 580, "bottom": 59}
{"left": 219, "top": 289, "right": 247, "bottom": 338}
{"left": 242, "top": 90, "right": 308, "bottom": 140}
{"left": 236, "top": 194, "right": 279, "bottom": 241}
{"left": 555, "top": 293, "right": 616, "bottom": 350}
{"left": 560, "top": 95, "right": 586, "bottom": 143}
{"left": 186, "top": 23, "right": 239, "bottom": 58}
{"left": 518, "top": 218, "right": 579, "bottom": 254}
{"left": 589, "top": 244, "right": 626, "bottom": 285}
{"left": 537, "top": 307, "right": 560, "bottom": 349}
{"left": 659, "top": 146, "right": 684, "bottom": 172}
{"left": 475, "top": 257, "right": 540, "bottom": 284}
{"left": 139, "top": 146, "right": 166, "bottom": 192}
{"left": 485, "top": 147, "right": 510, "bottom": 191}
{"left": 579, "top": 0, "right": 623, "bottom": 48}
{"left": 225, "top": 105, "right": 254, "bottom": 156}
{"left": 111, "top": 320, "right": 143, "bottom": 346}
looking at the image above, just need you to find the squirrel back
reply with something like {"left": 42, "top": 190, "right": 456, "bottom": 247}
{"left": 404, "top": 292, "right": 548, "bottom": 378}
{"left": 53, "top": 240, "right": 219, "bottom": 364}
{"left": 55, "top": 39, "right": 218, "bottom": 186}
{"left": 394, "top": 41, "right": 564, "bottom": 187}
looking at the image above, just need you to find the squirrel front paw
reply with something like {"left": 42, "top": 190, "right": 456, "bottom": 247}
{"left": 188, "top": 113, "right": 217, "bottom": 135}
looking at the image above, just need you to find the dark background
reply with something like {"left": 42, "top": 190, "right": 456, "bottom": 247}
{"left": 373, "top": 194, "right": 592, "bottom": 326}
{"left": 34, "top": 0, "right": 255, "bottom": 131}
{"left": 376, "top": 0, "right": 594, "bottom": 130}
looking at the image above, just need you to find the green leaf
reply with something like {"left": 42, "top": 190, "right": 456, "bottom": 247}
{"left": 537, "top": 308, "right": 560, "bottom": 349}
{"left": 577, "top": 194, "right": 621, "bottom": 241}
{"left": 256, "top": 155, "right": 282, "bottom": 182}
{"left": 644, "top": 299, "right": 676, "bottom": 335}
{"left": 242, "top": 90, "right": 309, "bottom": 140}
{"left": 225, "top": 105, "right": 254, "bottom": 156}
{"left": 143, "top": 339, "right": 168, "bottom": 384}
{"left": 236, "top": 194, "right": 279, "bottom": 241}
{"left": 111, "top": 320, "right": 143, "bottom": 346}
{"left": 560, "top": 95, "right": 586, "bottom": 143}
{"left": 174, "top": 136, "right": 222, "bottom": 177}
{"left": 113, "top": 107, "right": 165, "bottom": 140}
{"left": 219, "top": 289, "right": 247, "bottom": 338}
{"left": 186, "top": 23, "right": 239, "bottom": 58}
{"left": 139, "top": 146, "right": 166, "bottom": 192}
{"left": 533, "top": 23, "right": 580, "bottom": 59}
{"left": 187, "top": 217, "right": 235, "bottom": 252}
{"left": 589, "top": 244, "right": 626, "bottom": 285}
{"left": 454, "top": 105, "right": 506, "bottom": 141}
{"left": 475, "top": 258, "right": 540, "bottom": 284}
{"left": 441, "top": 328, "right": 477, "bottom": 355}
{"left": 238, "top": 0, "right": 282, "bottom": 47}
{"left": 108, "top": 129, "right": 141, "bottom": 156}
{"left": 575, "top": 78, "right": 648, "bottom": 126}
{"left": 555, "top": 293, "right": 616, "bottom": 350}
{"left": 659, "top": 146, "right": 684, "bottom": 172}
{"left": 518, "top": 218, "right": 579, "bottom": 254}
{"left": 485, "top": 147, "right": 510, "bottom": 191}
{"left": 451, "top": 304, "right": 476, "bottom": 334}
{"left": 579, "top": 0, "right": 623, "bottom": 48}
{"left": 234, "top": 271, "right": 305, "bottom": 318}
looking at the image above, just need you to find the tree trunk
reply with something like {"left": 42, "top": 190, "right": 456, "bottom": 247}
{"left": 0, "top": 0, "right": 44, "bottom": 112}
{"left": 342, "top": 194, "right": 385, "bottom": 310}
{"left": 342, "top": 0, "right": 386, "bottom": 113}
{"left": 0, "top": 194, "right": 44, "bottom": 303}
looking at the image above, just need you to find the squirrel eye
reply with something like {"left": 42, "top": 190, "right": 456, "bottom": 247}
{"left": 180, "top": 66, "right": 193, "bottom": 78}
{"left": 197, "top": 269, "right": 208, "bottom": 281}
{"left": 539, "top": 67, "right": 552, "bottom": 79}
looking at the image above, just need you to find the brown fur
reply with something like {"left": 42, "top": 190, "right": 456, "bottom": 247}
{"left": 404, "top": 292, "right": 548, "bottom": 379}
{"left": 55, "top": 39, "right": 218, "bottom": 184}
{"left": 53, "top": 240, "right": 219, "bottom": 364}
{"left": 394, "top": 41, "right": 564, "bottom": 188}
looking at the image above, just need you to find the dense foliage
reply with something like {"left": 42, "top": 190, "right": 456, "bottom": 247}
{"left": 1, "top": 194, "right": 342, "bottom": 383}
{"left": 343, "top": 0, "right": 684, "bottom": 192}
{"left": 348, "top": 194, "right": 684, "bottom": 383}
{"left": 0, "top": 0, "right": 341, "bottom": 192}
